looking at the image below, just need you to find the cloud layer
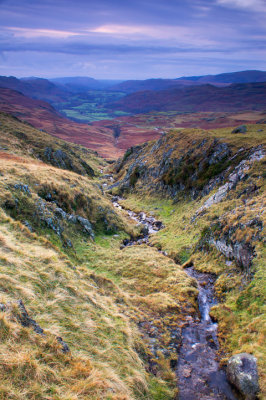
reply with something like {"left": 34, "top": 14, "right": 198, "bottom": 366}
{"left": 0, "top": 0, "right": 265, "bottom": 79}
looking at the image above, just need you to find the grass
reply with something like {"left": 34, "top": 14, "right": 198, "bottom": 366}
{"left": 0, "top": 117, "right": 265, "bottom": 398}
{"left": 0, "top": 118, "right": 201, "bottom": 399}
{"left": 52, "top": 91, "right": 130, "bottom": 122}
{"left": 0, "top": 112, "right": 104, "bottom": 176}
{"left": 111, "top": 124, "right": 266, "bottom": 398}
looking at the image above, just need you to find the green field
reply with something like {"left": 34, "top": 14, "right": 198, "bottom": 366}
{"left": 53, "top": 90, "right": 130, "bottom": 122}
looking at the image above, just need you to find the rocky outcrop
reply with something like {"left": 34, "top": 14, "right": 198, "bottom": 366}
{"left": 43, "top": 146, "right": 95, "bottom": 176}
{"left": 194, "top": 147, "right": 265, "bottom": 217}
{"left": 210, "top": 238, "right": 255, "bottom": 271}
{"left": 198, "top": 216, "right": 263, "bottom": 272}
{"left": 227, "top": 353, "right": 259, "bottom": 399}
{"left": 112, "top": 135, "right": 241, "bottom": 200}
{"left": 36, "top": 200, "right": 95, "bottom": 239}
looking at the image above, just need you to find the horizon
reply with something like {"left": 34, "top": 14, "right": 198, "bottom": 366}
{"left": 2, "top": 68, "right": 266, "bottom": 82}
{"left": 0, "top": 0, "right": 265, "bottom": 79}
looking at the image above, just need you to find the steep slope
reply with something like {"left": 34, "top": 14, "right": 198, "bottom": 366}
{"left": 110, "top": 124, "right": 266, "bottom": 398}
{"left": 0, "top": 117, "right": 200, "bottom": 399}
{"left": 107, "top": 82, "right": 266, "bottom": 113}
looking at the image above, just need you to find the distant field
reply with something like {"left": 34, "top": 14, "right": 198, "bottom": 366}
{"left": 53, "top": 90, "right": 131, "bottom": 122}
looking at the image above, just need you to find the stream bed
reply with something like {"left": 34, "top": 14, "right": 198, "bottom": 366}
{"left": 112, "top": 197, "right": 239, "bottom": 400}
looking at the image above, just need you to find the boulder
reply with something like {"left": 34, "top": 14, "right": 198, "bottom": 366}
{"left": 232, "top": 125, "right": 247, "bottom": 134}
{"left": 226, "top": 353, "right": 259, "bottom": 399}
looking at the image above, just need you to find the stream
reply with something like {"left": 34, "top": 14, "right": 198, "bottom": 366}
{"left": 112, "top": 196, "right": 240, "bottom": 400}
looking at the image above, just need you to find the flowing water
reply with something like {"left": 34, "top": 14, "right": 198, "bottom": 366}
{"left": 112, "top": 196, "right": 239, "bottom": 400}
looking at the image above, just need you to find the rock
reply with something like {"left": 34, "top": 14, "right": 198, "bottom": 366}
{"left": 14, "top": 183, "right": 31, "bottom": 195}
{"left": 232, "top": 125, "right": 247, "bottom": 134}
{"left": 140, "top": 225, "right": 149, "bottom": 236}
{"left": 17, "top": 300, "right": 44, "bottom": 335}
{"left": 23, "top": 220, "right": 34, "bottom": 232}
{"left": 76, "top": 216, "right": 94, "bottom": 238}
{"left": 226, "top": 353, "right": 259, "bottom": 399}
{"left": 57, "top": 336, "right": 70, "bottom": 353}
{"left": 153, "top": 220, "right": 163, "bottom": 229}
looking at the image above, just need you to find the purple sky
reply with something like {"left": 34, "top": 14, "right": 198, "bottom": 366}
{"left": 0, "top": 0, "right": 265, "bottom": 79}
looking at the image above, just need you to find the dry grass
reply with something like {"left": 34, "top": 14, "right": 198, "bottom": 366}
{"left": 0, "top": 112, "right": 105, "bottom": 175}
{"left": 116, "top": 130, "right": 266, "bottom": 398}
{"left": 0, "top": 119, "right": 200, "bottom": 399}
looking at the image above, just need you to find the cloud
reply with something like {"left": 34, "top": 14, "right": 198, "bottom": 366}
{"left": 6, "top": 27, "right": 79, "bottom": 38}
{"left": 88, "top": 24, "right": 216, "bottom": 46}
{"left": 216, "top": 0, "right": 266, "bottom": 12}
{"left": 0, "top": 0, "right": 265, "bottom": 78}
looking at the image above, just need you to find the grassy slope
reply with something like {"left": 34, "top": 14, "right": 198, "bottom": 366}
{"left": 0, "top": 116, "right": 199, "bottom": 399}
{"left": 0, "top": 112, "right": 104, "bottom": 175}
{"left": 111, "top": 124, "right": 266, "bottom": 398}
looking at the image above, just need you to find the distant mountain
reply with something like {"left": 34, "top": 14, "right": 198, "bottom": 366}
{"left": 109, "top": 79, "right": 190, "bottom": 93}
{"left": 51, "top": 76, "right": 123, "bottom": 92}
{"left": 109, "top": 70, "right": 266, "bottom": 93}
{"left": 0, "top": 76, "right": 69, "bottom": 102}
{"left": 177, "top": 70, "right": 266, "bottom": 84}
{"left": 107, "top": 82, "right": 266, "bottom": 113}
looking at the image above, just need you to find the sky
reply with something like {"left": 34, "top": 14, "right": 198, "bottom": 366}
{"left": 0, "top": 0, "right": 265, "bottom": 79}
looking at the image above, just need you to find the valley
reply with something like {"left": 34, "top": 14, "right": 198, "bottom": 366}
{"left": 0, "top": 70, "right": 265, "bottom": 400}
{"left": 0, "top": 108, "right": 265, "bottom": 399}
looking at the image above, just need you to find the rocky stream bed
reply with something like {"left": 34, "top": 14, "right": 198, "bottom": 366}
{"left": 112, "top": 197, "right": 241, "bottom": 400}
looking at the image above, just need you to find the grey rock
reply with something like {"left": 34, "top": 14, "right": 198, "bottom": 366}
{"left": 208, "top": 143, "right": 230, "bottom": 165}
{"left": 23, "top": 220, "right": 34, "bottom": 232}
{"left": 211, "top": 238, "right": 254, "bottom": 270}
{"left": 194, "top": 148, "right": 265, "bottom": 217}
{"left": 232, "top": 125, "right": 247, "bottom": 134}
{"left": 14, "top": 183, "right": 31, "bottom": 196}
{"left": 227, "top": 353, "right": 259, "bottom": 399}
{"left": 76, "top": 216, "right": 94, "bottom": 238}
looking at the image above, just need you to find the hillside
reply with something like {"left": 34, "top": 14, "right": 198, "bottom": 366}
{"left": 0, "top": 115, "right": 204, "bottom": 399}
{"left": 0, "top": 112, "right": 102, "bottom": 176}
{"left": 108, "top": 70, "right": 266, "bottom": 93}
{"left": 178, "top": 70, "right": 266, "bottom": 84}
{"left": 0, "top": 76, "right": 69, "bottom": 103}
{"left": 107, "top": 82, "right": 266, "bottom": 113}
{"left": 0, "top": 88, "right": 122, "bottom": 158}
{"left": 0, "top": 88, "right": 167, "bottom": 158}
{"left": 95, "top": 110, "right": 266, "bottom": 137}
{"left": 0, "top": 111, "right": 265, "bottom": 399}
{"left": 110, "top": 123, "right": 266, "bottom": 398}
{"left": 50, "top": 76, "right": 123, "bottom": 92}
